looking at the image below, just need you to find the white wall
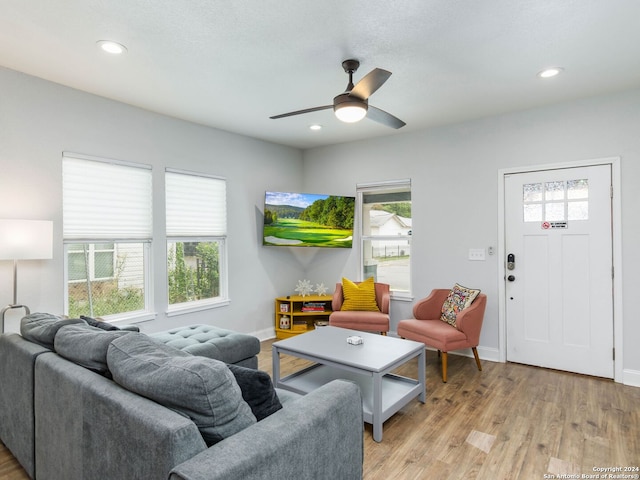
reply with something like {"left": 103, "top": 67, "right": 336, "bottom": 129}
{"left": 2, "top": 65, "right": 638, "bottom": 383}
{"left": 0, "top": 66, "right": 305, "bottom": 338}
{"left": 302, "top": 88, "right": 640, "bottom": 382}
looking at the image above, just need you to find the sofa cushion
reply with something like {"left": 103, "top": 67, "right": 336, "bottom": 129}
{"left": 227, "top": 364, "right": 282, "bottom": 421}
{"left": 149, "top": 325, "right": 259, "bottom": 365}
{"left": 54, "top": 323, "right": 132, "bottom": 375}
{"left": 440, "top": 283, "right": 481, "bottom": 328}
{"left": 20, "top": 312, "right": 85, "bottom": 350}
{"left": 80, "top": 315, "right": 120, "bottom": 331}
{"left": 107, "top": 333, "right": 256, "bottom": 446}
{"left": 340, "top": 277, "right": 379, "bottom": 312}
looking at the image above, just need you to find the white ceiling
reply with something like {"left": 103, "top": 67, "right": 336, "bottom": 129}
{"left": 2, "top": 0, "right": 640, "bottom": 149}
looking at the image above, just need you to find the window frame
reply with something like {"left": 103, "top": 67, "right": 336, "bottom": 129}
{"left": 165, "top": 169, "right": 229, "bottom": 315}
{"left": 62, "top": 153, "right": 154, "bottom": 323}
{"left": 357, "top": 178, "right": 412, "bottom": 300}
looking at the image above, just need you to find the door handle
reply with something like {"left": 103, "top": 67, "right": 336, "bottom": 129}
{"left": 507, "top": 275, "right": 516, "bottom": 282}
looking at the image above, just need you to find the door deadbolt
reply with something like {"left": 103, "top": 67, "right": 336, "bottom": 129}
{"left": 507, "top": 253, "right": 515, "bottom": 270}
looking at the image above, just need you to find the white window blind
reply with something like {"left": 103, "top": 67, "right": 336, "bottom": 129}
{"left": 62, "top": 154, "right": 153, "bottom": 240}
{"left": 166, "top": 170, "right": 227, "bottom": 237}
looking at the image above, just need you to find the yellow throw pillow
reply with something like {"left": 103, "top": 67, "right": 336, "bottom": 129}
{"left": 340, "top": 277, "right": 380, "bottom": 312}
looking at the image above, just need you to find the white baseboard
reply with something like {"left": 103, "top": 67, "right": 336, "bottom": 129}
{"left": 252, "top": 327, "right": 276, "bottom": 342}
{"left": 622, "top": 369, "right": 640, "bottom": 387}
{"left": 435, "top": 345, "right": 500, "bottom": 363}
{"left": 440, "top": 348, "right": 639, "bottom": 388}
{"left": 476, "top": 345, "right": 501, "bottom": 363}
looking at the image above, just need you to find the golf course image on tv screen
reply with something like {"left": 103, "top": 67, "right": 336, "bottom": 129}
{"left": 263, "top": 191, "right": 355, "bottom": 248}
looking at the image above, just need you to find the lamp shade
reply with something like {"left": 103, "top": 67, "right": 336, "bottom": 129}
{"left": 0, "top": 219, "right": 53, "bottom": 260}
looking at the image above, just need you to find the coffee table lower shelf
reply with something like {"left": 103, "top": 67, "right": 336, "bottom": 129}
{"left": 278, "top": 364, "right": 423, "bottom": 438}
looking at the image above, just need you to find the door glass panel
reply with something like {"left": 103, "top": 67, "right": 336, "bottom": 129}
{"left": 545, "top": 202, "right": 565, "bottom": 221}
{"left": 523, "top": 204, "right": 542, "bottom": 222}
{"left": 567, "top": 179, "right": 588, "bottom": 199}
{"left": 523, "top": 183, "right": 543, "bottom": 202}
{"left": 568, "top": 201, "right": 589, "bottom": 220}
{"left": 545, "top": 181, "right": 565, "bottom": 201}
{"left": 523, "top": 178, "right": 589, "bottom": 222}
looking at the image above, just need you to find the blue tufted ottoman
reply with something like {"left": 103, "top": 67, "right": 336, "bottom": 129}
{"left": 150, "top": 324, "right": 260, "bottom": 369}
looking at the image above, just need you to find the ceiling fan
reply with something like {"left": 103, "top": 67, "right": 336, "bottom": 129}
{"left": 270, "top": 59, "right": 406, "bottom": 129}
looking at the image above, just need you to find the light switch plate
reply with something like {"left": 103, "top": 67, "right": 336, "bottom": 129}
{"left": 468, "top": 248, "right": 486, "bottom": 261}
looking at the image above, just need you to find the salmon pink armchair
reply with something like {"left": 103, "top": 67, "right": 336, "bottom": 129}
{"left": 329, "top": 281, "right": 390, "bottom": 335}
{"left": 398, "top": 288, "right": 486, "bottom": 382}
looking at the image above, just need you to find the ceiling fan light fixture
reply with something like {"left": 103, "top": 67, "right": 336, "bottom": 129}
{"left": 270, "top": 60, "right": 404, "bottom": 129}
{"left": 334, "top": 104, "right": 367, "bottom": 123}
{"left": 333, "top": 95, "right": 368, "bottom": 123}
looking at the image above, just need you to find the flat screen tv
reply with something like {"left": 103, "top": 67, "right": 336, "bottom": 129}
{"left": 263, "top": 191, "right": 355, "bottom": 248}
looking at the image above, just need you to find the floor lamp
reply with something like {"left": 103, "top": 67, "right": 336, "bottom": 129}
{"left": 0, "top": 219, "right": 53, "bottom": 333}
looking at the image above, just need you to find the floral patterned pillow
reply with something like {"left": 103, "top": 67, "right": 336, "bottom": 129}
{"left": 440, "top": 284, "right": 480, "bottom": 328}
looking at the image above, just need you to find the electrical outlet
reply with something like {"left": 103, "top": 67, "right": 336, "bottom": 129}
{"left": 468, "top": 248, "right": 486, "bottom": 261}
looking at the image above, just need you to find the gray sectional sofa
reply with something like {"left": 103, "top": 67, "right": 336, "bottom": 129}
{"left": 0, "top": 315, "right": 364, "bottom": 480}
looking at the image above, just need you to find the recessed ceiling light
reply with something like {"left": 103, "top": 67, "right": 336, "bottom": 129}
{"left": 96, "top": 40, "right": 128, "bottom": 55}
{"left": 538, "top": 67, "right": 563, "bottom": 78}
{"left": 309, "top": 124, "right": 322, "bottom": 131}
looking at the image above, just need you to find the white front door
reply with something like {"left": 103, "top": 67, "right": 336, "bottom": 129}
{"left": 504, "top": 164, "right": 613, "bottom": 378}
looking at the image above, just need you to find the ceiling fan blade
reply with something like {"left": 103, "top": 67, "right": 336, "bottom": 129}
{"left": 367, "top": 105, "right": 406, "bottom": 129}
{"left": 270, "top": 105, "right": 332, "bottom": 119}
{"left": 349, "top": 68, "right": 392, "bottom": 100}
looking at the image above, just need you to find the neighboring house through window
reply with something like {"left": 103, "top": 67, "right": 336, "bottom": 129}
{"left": 68, "top": 243, "right": 115, "bottom": 281}
{"left": 357, "top": 179, "right": 412, "bottom": 298}
{"left": 165, "top": 169, "right": 228, "bottom": 313}
{"left": 62, "top": 153, "right": 152, "bottom": 320}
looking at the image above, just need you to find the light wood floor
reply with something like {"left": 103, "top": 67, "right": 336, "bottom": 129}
{"left": 2, "top": 339, "right": 639, "bottom": 479}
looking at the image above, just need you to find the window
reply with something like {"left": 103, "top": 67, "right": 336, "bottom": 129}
{"left": 523, "top": 178, "right": 589, "bottom": 222}
{"left": 62, "top": 153, "right": 153, "bottom": 320}
{"left": 357, "top": 179, "right": 412, "bottom": 298}
{"left": 165, "top": 169, "right": 228, "bottom": 313}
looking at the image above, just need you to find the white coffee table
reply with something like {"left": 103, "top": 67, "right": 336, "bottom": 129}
{"left": 272, "top": 326, "right": 426, "bottom": 442}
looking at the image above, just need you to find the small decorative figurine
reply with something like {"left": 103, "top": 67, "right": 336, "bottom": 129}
{"left": 279, "top": 315, "right": 290, "bottom": 329}
{"left": 315, "top": 282, "right": 328, "bottom": 296}
{"left": 294, "top": 279, "right": 313, "bottom": 297}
